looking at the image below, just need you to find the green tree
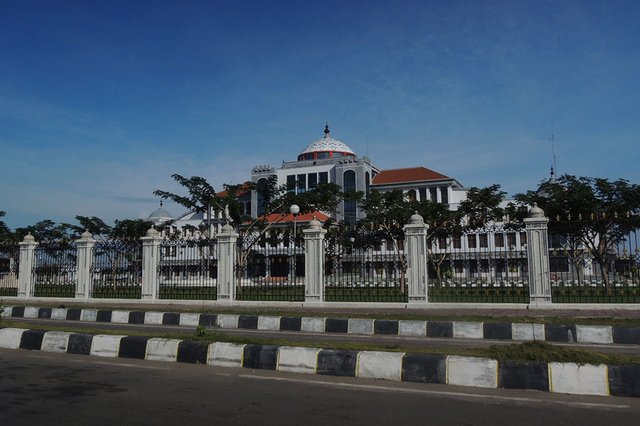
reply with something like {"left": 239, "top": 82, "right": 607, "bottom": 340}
{"left": 356, "top": 185, "right": 510, "bottom": 287}
{"left": 0, "top": 211, "right": 11, "bottom": 241}
{"left": 515, "top": 175, "right": 640, "bottom": 288}
{"left": 14, "top": 220, "right": 76, "bottom": 244}
{"left": 154, "top": 174, "right": 226, "bottom": 237}
{"left": 155, "top": 175, "right": 344, "bottom": 291}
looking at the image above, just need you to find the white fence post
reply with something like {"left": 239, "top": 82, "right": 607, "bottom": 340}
{"left": 141, "top": 227, "right": 162, "bottom": 301}
{"left": 75, "top": 231, "right": 96, "bottom": 299}
{"left": 217, "top": 224, "right": 238, "bottom": 302}
{"left": 403, "top": 212, "right": 429, "bottom": 304}
{"left": 17, "top": 233, "right": 37, "bottom": 299}
{"left": 525, "top": 203, "right": 552, "bottom": 305}
{"left": 303, "top": 217, "right": 326, "bottom": 303}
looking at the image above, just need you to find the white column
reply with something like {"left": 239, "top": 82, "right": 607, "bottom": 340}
{"left": 403, "top": 212, "right": 429, "bottom": 304}
{"left": 17, "top": 233, "right": 38, "bottom": 298}
{"left": 140, "top": 227, "right": 162, "bottom": 301}
{"left": 75, "top": 231, "right": 96, "bottom": 299}
{"left": 525, "top": 203, "right": 552, "bottom": 305}
{"left": 303, "top": 217, "right": 326, "bottom": 303}
{"left": 217, "top": 224, "right": 238, "bottom": 302}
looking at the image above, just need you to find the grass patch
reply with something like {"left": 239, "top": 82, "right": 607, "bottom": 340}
{"left": 33, "top": 284, "right": 75, "bottom": 298}
{"left": 428, "top": 286, "right": 529, "bottom": 303}
{"left": 552, "top": 287, "right": 640, "bottom": 304}
{"left": 158, "top": 286, "right": 216, "bottom": 300}
{"left": 0, "top": 288, "right": 17, "bottom": 297}
{"left": 324, "top": 287, "right": 408, "bottom": 303}
{"left": 236, "top": 286, "right": 304, "bottom": 302}
{"left": 91, "top": 285, "right": 142, "bottom": 299}
{"left": 485, "top": 341, "right": 640, "bottom": 365}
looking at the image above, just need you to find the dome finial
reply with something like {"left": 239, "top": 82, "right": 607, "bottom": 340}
{"left": 324, "top": 122, "right": 330, "bottom": 138}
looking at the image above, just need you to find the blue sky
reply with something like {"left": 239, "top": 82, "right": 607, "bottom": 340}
{"left": 1, "top": 0, "right": 639, "bottom": 229}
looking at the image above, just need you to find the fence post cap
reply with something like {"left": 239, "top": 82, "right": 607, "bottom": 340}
{"left": 22, "top": 232, "right": 36, "bottom": 243}
{"left": 221, "top": 223, "right": 234, "bottom": 233}
{"left": 145, "top": 225, "right": 160, "bottom": 237}
{"left": 408, "top": 211, "right": 425, "bottom": 226}
{"left": 527, "top": 203, "right": 545, "bottom": 218}
{"left": 307, "top": 216, "right": 322, "bottom": 231}
{"left": 80, "top": 230, "right": 93, "bottom": 239}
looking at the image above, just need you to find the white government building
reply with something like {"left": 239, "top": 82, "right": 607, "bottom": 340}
{"left": 149, "top": 124, "right": 470, "bottom": 234}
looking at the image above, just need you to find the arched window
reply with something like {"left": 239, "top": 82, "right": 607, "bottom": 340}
{"left": 365, "top": 172, "right": 370, "bottom": 195}
{"left": 257, "top": 178, "right": 267, "bottom": 216}
{"left": 343, "top": 170, "right": 357, "bottom": 225}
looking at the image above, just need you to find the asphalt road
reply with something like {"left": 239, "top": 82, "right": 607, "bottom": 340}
{"left": 6, "top": 317, "right": 640, "bottom": 355}
{"left": 1, "top": 348, "right": 639, "bottom": 426}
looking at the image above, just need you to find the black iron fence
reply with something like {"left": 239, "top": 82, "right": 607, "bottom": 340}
{"left": 0, "top": 242, "right": 19, "bottom": 296}
{"left": 90, "top": 239, "right": 143, "bottom": 299}
{"left": 550, "top": 229, "right": 640, "bottom": 303}
{"left": 33, "top": 242, "right": 77, "bottom": 297}
{"left": 158, "top": 237, "right": 217, "bottom": 300}
{"left": 235, "top": 233, "right": 304, "bottom": 301}
{"left": 427, "top": 226, "right": 530, "bottom": 303}
{"left": 324, "top": 233, "right": 408, "bottom": 302}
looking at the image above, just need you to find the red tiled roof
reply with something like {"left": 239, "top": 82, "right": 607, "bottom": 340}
{"left": 371, "top": 167, "right": 449, "bottom": 185}
{"left": 216, "top": 182, "right": 252, "bottom": 198}
{"left": 258, "top": 211, "right": 330, "bottom": 224}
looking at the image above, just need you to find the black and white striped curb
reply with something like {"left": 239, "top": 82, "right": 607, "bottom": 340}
{"left": 1, "top": 326, "right": 639, "bottom": 398}
{"left": 3, "top": 305, "right": 640, "bottom": 345}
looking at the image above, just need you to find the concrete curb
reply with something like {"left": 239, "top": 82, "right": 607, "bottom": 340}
{"left": 1, "top": 326, "right": 639, "bottom": 398}
{"left": 3, "top": 305, "right": 640, "bottom": 346}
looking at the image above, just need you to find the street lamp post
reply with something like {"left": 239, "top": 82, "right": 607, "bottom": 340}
{"left": 290, "top": 204, "right": 300, "bottom": 245}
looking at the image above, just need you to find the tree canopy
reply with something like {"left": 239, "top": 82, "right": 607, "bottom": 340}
{"left": 515, "top": 174, "right": 640, "bottom": 286}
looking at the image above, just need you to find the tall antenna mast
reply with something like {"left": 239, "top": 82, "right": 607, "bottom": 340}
{"left": 549, "top": 126, "right": 557, "bottom": 179}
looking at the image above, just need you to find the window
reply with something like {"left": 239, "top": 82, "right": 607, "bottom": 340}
{"left": 550, "top": 256, "right": 569, "bottom": 272}
{"left": 467, "top": 235, "right": 477, "bottom": 248}
{"left": 479, "top": 234, "right": 488, "bottom": 248}
{"left": 480, "top": 259, "right": 489, "bottom": 273}
{"left": 453, "top": 236, "right": 462, "bottom": 249}
{"left": 440, "top": 187, "right": 448, "bottom": 204}
{"left": 469, "top": 260, "right": 478, "bottom": 275}
{"left": 520, "top": 232, "right": 527, "bottom": 246}
{"left": 297, "top": 174, "right": 306, "bottom": 193}
{"left": 507, "top": 233, "right": 516, "bottom": 247}
{"left": 419, "top": 188, "right": 427, "bottom": 202}
{"left": 286, "top": 175, "right": 296, "bottom": 191}
{"left": 317, "top": 152, "right": 330, "bottom": 159}
{"left": 495, "top": 233, "right": 504, "bottom": 247}
{"left": 308, "top": 173, "right": 318, "bottom": 189}
{"left": 430, "top": 187, "right": 438, "bottom": 202}
{"left": 319, "top": 171, "right": 329, "bottom": 184}
{"left": 438, "top": 237, "right": 447, "bottom": 249}
{"left": 365, "top": 172, "right": 370, "bottom": 194}
{"left": 343, "top": 170, "right": 357, "bottom": 224}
